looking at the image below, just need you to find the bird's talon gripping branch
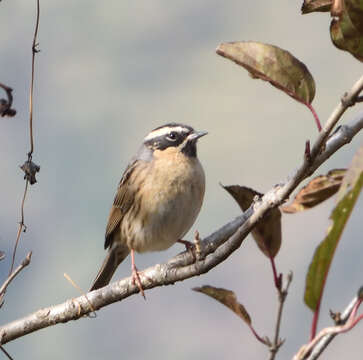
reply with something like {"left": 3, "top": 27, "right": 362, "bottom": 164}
{"left": 131, "top": 267, "right": 146, "bottom": 300}
{"left": 177, "top": 239, "right": 197, "bottom": 262}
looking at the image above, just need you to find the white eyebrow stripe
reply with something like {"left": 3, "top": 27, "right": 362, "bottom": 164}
{"left": 144, "top": 126, "right": 190, "bottom": 141}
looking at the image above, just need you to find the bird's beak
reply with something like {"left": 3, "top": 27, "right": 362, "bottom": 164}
{"left": 188, "top": 130, "right": 208, "bottom": 142}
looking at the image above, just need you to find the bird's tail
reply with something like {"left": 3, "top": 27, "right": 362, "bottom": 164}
{"left": 90, "top": 243, "right": 130, "bottom": 291}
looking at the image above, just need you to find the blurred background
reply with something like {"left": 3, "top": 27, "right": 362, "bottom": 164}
{"left": 1, "top": 1, "right": 362, "bottom": 359}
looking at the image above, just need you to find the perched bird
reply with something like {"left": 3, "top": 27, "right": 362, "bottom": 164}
{"left": 90, "top": 123, "right": 207, "bottom": 297}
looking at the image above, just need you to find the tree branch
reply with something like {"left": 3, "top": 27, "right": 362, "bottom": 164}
{"left": 0, "top": 345, "right": 14, "bottom": 360}
{"left": 0, "top": 252, "right": 32, "bottom": 307}
{"left": 28, "top": 0, "right": 40, "bottom": 157}
{"left": 293, "top": 289, "right": 363, "bottom": 360}
{"left": 269, "top": 272, "right": 293, "bottom": 360}
{"left": 1, "top": 78, "right": 363, "bottom": 345}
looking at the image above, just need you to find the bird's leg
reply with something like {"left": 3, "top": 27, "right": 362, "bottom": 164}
{"left": 178, "top": 231, "right": 203, "bottom": 261}
{"left": 131, "top": 249, "right": 146, "bottom": 300}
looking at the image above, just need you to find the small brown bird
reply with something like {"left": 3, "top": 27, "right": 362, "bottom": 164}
{"left": 90, "top": 123, "right": 207, "bottom": 297}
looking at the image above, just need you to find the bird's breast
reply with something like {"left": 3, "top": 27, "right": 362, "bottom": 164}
{"left": 125, "top": 150, "right": 205, "bottom": 253}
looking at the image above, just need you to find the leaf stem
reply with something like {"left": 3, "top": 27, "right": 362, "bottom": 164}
{"left": 305, "top": 102, "right": 322, "bottom": 132}
{"left": 269, "top": 254, "right": 281, "bottom": 290}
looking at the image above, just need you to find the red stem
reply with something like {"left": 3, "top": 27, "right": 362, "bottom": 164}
{"left": 248, "top": 324, "right": 267, "bottom": 345}
{"left": 310, "top": 295, "right": 322, "bottom": 340}
{"left": 305, "top": 102, "right": 322, "bottom": 132}
{"left": 269, "top": 254, "right": 281, "bottom": 291}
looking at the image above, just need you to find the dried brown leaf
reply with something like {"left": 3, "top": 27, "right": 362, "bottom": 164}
{"left": 193, "top": 285, "right": 251, "bottom": 325}
{"left": 216, "top": 41, "right": 316, "bottom": 105}
{"left": 223, "top": 185, "right": 282, "bottom": 258}
{"left": 282, "top": 169, "right": 346, "bottom": 214}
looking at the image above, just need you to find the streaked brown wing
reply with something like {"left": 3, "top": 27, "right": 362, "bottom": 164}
{"left": 104, "top": 160, "right": 141, "bottom": 249}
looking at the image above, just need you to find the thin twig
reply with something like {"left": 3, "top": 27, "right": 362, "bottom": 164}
{"left": 269, "top": 271, "right": 293, "bottom": 360}
{"left": 63, "top": 273, "right": 96, "bottom": 317}
{"left": 0, "top": 252, "right": 32, "bottom": 304}
{"left": 9, "top": 0, "right": 40, "bottom": 276}
{"left": 305, "top": 296, "right": 360, "bottom": 360}
{"left": 309, "top": 75, "right": 363, "bottom": 161}
{"left": 28, "top": 0, "right": 40, "bottom": 157}
{"left": 0, "top": 345, "right": 14, "bottom": 360}
{"left": 9, "top": 180, "right": 29, "bottom": 275}
{"left": 294, "top": 296, "right": 363, "bottom": 360}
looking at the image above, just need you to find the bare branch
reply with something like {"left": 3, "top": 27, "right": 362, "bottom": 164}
{"left": 269, "top": 271, "right": 293, "bottom": 360}
{"left": 0, "top": 345, "right": 14, "bottom": 360}
{"left": 294, "top": 291, "right": 363, "bottom": 360}
{"left": 9, "top": 0, "right": 41, "bottom": 276}
{"left": 28, "top": 0, "right": 40, "bottom": 157}
{"left": 9, "top": 180, "right": 29, "bottom": 275}
{"left": 0, "top": 77, "right": 362, "bottom": 345}
{"left": 0, "top": 252, "right": 32, "bottom": 308}
{"left": 305, "top": 295, "right": 361, "bottom": 360}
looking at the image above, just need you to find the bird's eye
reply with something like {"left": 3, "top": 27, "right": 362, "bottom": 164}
{"left": 167, "top": 131, "right": 178, "bottom": 141}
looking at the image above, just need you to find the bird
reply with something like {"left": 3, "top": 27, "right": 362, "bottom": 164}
{"left": 90, "top": 123, "right": 207, "bottom": 298}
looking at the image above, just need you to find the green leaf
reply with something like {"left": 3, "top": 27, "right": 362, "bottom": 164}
{"left": 193, "top": 285, "right": 251, "bottom": 325}
{"left": 304, "top": 146, "right": 363, "bottom": 311}
{"left": 216, "top": 41, "right": 316, "bottom": 104}
{"left": 282, "top": 169, "right": 346, "bottom": 213}
{"left": 223, "top": 185, "right": 282, "bottom": 258}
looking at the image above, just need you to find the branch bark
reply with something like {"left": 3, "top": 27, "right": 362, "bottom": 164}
{"left": 1, "top": 78, "right": 363, "bottom": 346}
{"left": 293, "top": 289, "right": 363, "bottom": 360}
{"left": 0, "top": 252, "right": 32, "bottom": 308}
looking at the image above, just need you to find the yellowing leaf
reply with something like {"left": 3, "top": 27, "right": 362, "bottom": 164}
{"left": 282, "top": 169, "right": 346, "bottom": 213}
{"left": 304, "top": 146, "right": 363, "bottom": 311}
{"left": 223, "top": 185, "right": 282, "bottom": 258}
{"left": 193, "top": 285, "right": 251, "bottom": 325}
{"left": 216, "top": 41, "right": 316, "bottom": 105}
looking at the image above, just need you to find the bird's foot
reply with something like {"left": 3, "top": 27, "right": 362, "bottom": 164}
{"left": 177, "top": 231, "right": 203, "bottom": 262}
{"left": 131, "top": 264, "right": 146, "bottom": 300}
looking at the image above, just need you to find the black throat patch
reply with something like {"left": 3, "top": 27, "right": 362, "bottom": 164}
{"left": 181, "top": 140, "right": 197, "bottom": 157}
